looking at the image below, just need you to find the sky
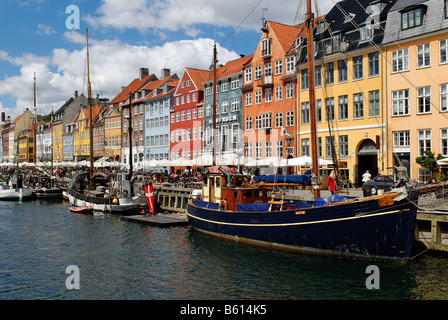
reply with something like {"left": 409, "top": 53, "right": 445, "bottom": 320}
{"left": 0, "top": 0, "right": 334, "bottom": 121}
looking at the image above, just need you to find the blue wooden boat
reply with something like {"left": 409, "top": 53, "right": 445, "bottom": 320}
{"left": 186, "top": 168, "right": 418, "bottom": 263}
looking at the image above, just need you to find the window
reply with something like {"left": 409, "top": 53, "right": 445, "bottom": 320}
{"left": 325, "top": 136, "right": 333, "bottom": 159}
{"left": 275, "top": 60, "right": 283, "bottom": 75}
{"left": 231, "top": 77, "right": 239, "bottom": 90}
{"left": 418, "top": 129, "right": 431, "bottom": 156}
{"left": 275, "top": 112, "right": 283, "bottom": 128}
{"left": 261, "top": 38, "right": 271, "bottom": 57}
{"left": 301, "top": 102, "right": 310, "bottom": 124}
{"left": 441, "top": 39, "right": 448, "bottom": 64}
{"left": 246, "top": 117, "right": 252, "bottom": 130}
{"left": 265, "top": 141, "right": 272, "bottom": 157}
{"left": 286, "top": 83, "right": 294, "bottom": 99}
{"left": 353, "top": 56, "right": 363, "bottom": 80}
{"left": 360, "top": 25, "right": 372, "bottom": 42}
{"left": 275, "top": 140, "right": 283, "bottom": 158}
{"left": 255, "top": 142, "right": 262, "bottom": 158}
{"left": 286, "top": 111, "right": 294, "bottom": 127}
{"left": 338, "top": 95, "right": 348, "bottom": 120}
{"left": 301, "top": 139, "right": 310, "bottom": 157}
{"left": 221, "top": 81, "right": 229, "bottom": 92}
{"left": 417, "top": 86, "right": 431, "bottom": 114}
{"left": 286, "top": 56, "right": 294, "bottom": 74}
{"left": 392, "top": 48, "right": 409, "bottom": 72}
{"left": 315, "top": 65, "right": 322, "bottom": 87}
{"left": 353, "top": 93, "right": 364, "bottom": 118}
{"left": 265, "top": 88, "right": 272, "bottom": 102}
{"left": 392, "top": 89, "right": 410, "bottom": 116}
{"left": 245, "top": 67, "right": 252, "bottom": 84}
{"left": 441, "top": 84, "right": 448, "bottom": 112}
{"left": 441, "top": 128, "right": 448, "bottom": 156}
{"left": 393, "top": 131, "right": 410, "bottom": 148}
{"left": 325, "top": 97, "right": 334, "bottom": 122}
{"left": 316, "top": 99, "right": 322, "bottom": 122}
{"left": 368, "top": 52, "right": 379, "bottom": 77}
{"left": 339, "top": 135, "right": 349, "bottom": 158}
{"left": 275, "top": 86, "right": 282, "bottom": 101}
{"left": 221, "top": 100, "right": 229, "bottom": 114}
{"left": 255, "top": 115, "right": 262, "bottom": 129}
{"left": 418, "top": 168, "right": 432, "bottom": 184}
{"left": 368, "top": 90, "right": 380, "bottom": 117}
{"left": 246, "top": 92, "right": 252, "bottom": 106}
{"left": 255, "top": 90, "right": 262, "bottom": 104}
{"left": 246, "top": 142, "right": 253, "bottom": 158}
{"left": 231, "top": 97, "right": 240, "bottom": 112}
{"left": 254, "top": 66, "right": 262, "bottom": 80}
{"left": 401, "top": 7, "right": 423, "bottom": 30}
{"left": 338, "top": 60, "right": 347, "bottom": 83}
{"left": 262, "top": 113, "right": 272, "bottom": 129}
{"left": 301, "top": 69, "right": 309, "bottom": 90}
{"left": 417, "top": 43, "right": 430, "bottom": 68}
{"left": 325, "top": 62, "right": 334, "bottom": 85}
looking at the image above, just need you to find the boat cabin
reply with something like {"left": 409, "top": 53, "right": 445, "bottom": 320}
{"left": 201, "top": 166, "right": 272, "bottom": 211}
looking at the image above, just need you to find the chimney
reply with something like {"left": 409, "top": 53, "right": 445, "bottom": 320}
{"left": 139, "top": 68, "right": 149, "bottom": 80}
{"left": 1, "top": 112, "right": 5, "bottom": 122}
{"left": 74, "top": 90, "right": 78, "bottom": 98}
{"left": 161, "top": 68, "right": 170, "bottom": 80}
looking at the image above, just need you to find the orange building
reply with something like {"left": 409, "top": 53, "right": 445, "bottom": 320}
{"left": 242, "top": 21, "right": 302, "bottom": 162}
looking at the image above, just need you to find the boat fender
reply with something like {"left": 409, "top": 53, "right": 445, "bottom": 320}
{"left": 112, "top": 198, "right": 118, "bottom": 204}
{"left": 219, "top": 199, "right": 227, "bottom": 210}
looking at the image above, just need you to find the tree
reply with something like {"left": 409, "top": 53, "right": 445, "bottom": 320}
{"left": 415, "top": 150, "right": 442, "bottom": 177}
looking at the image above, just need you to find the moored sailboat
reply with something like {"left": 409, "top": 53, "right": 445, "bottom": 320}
{"left": 186, "top": 3, "right": 420, "bottom": 263}
{"left": 65, "top": 28, "right": 146, "bottom": 214}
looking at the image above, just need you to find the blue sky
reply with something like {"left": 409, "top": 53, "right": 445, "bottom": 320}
{"left": 0, "top": 0, "right": 333, "bottom": 120}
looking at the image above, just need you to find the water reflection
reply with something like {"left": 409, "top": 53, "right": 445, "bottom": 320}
{"left": 1, "top": 200, "right": 448, "bottom": 300}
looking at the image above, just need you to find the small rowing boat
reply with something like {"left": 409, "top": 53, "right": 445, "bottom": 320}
{"left": 69, "top": 206, "right": 94, "bottom": 214}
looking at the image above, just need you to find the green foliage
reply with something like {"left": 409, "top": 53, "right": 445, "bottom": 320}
{"left": 41, "top": 113, "right": 51, "bottom": 122}
{"left": 415, "top": 150, "right": 440, "bottom": 173}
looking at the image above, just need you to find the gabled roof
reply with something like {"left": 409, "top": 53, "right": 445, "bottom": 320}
{"left": 268, "top": 21, "right": 303, "bottom": 54}
{"left": 216, "top": 54, "right": 254, "bottom": 79}
{"left": 109, "top": 74, "right": 157, "bottom": 105}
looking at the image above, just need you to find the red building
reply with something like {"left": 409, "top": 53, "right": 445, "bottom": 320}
{"left": 171, "top": 67, "right": 210, "bottom": 167}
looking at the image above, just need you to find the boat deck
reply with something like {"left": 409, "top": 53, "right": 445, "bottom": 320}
{"left": 121, "top": 213, "right": 189, "bottom": 227}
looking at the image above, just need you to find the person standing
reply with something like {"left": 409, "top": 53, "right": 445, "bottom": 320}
{"left": 328, "top": 170, "right": 336, "bottom": 195}
{"left": 362, "top": 170, "right": 371, "bottom": 184}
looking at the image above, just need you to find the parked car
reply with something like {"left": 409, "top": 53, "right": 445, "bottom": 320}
{"left": 362, "top": 175, "right": 396, "bottom": 196}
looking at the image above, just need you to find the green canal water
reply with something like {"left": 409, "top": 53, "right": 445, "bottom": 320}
{"left": 0, "top": 199, "right": 448, "bottom": 301}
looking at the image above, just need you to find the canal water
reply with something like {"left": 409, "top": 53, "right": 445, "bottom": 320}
{"left": 1, "top": 199, "right": 448, "bottom": 301}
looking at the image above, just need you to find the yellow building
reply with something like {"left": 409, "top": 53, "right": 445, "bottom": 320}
{"left": 52, "top": 120, "right": 63, "bottom": 162}
{"left": 104, "top": 107, "right": 122, "bottom": 161}
{"left": 73, "top": 108, "right": 90, "bottom": 160}
{"left": 297, "top": 49, "right": 386, "bottom": 186}
{"left": 18, "top": 126, "right": 35, "bottom": 163}
{"left": 383, "top": 1, "right": 448, "bottom": 182}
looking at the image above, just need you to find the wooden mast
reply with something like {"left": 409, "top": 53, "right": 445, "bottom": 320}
{"left": 306, "top": 0, "right": 320, "bottom": 198}
{"left": 86, "top": 28, "right": 94, "bottom": 183}
{"left": 212, "top": 43, "right": 217, "bottom": 167}
{"left": 33, "top": 72, "right": 37, "bottom": 165}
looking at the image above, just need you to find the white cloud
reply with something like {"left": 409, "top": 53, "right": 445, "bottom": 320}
{"left": 36, "top": 24, "right": 56, "bottom": 35}
{"left": 0, "top": 34, "right": 240, "bottom": 120}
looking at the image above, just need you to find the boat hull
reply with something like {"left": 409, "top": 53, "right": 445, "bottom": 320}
{"left": 0, "top": 188, "right": 33, "bottom": 201}
{"left": 33, "top": 188, "right": 64, "bottom": 199}
{"left": 66, "top": 189, "right": 146, "bottom": 214}
{"left": 186, "top": 196, "right": 417, "bottom": 263}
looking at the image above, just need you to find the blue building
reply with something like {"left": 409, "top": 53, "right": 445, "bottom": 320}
{"left": 62, "top": 112, "right": 78, "bottom": 161}
{"left": 203, "top": 55, "right": 253, "bottom": 161}
{"left": 143, "top": 71, "right": 179, "bottom": 170}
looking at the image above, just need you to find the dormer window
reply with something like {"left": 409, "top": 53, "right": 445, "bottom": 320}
{"left": 261, "top": 38, "right": 271, "bottom": 57}
{"left": 401, "top": 5, "right": 426, "bottom": 30}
